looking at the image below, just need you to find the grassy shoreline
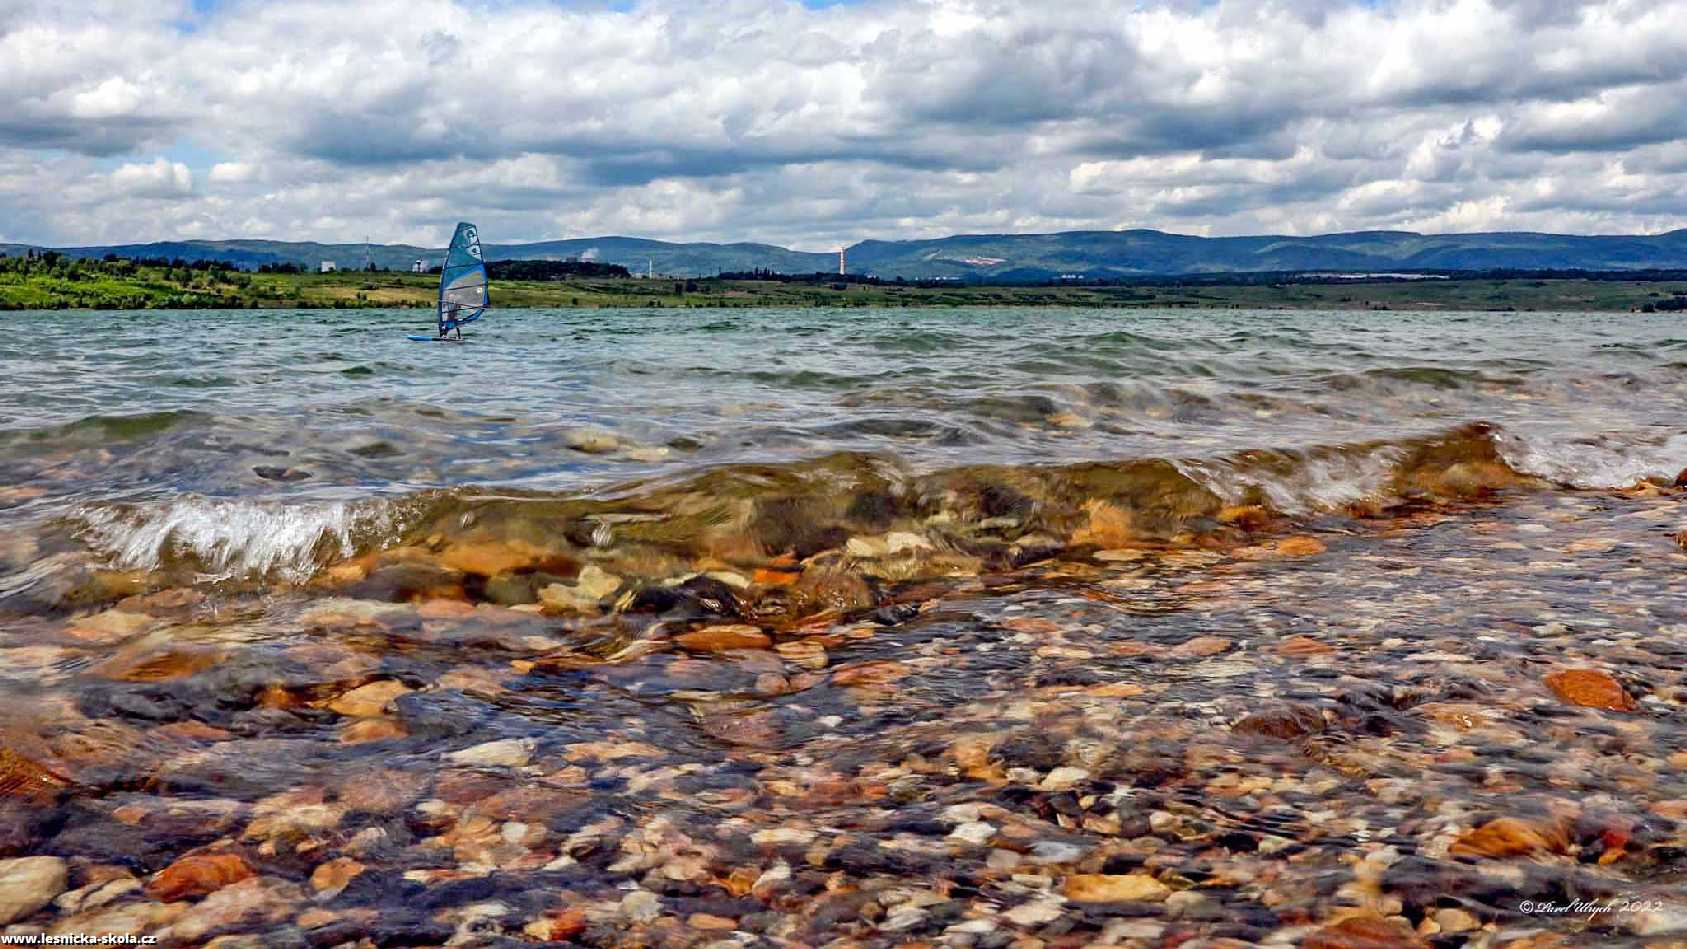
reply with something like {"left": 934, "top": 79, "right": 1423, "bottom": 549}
{"left": 4, "top": 263, "right": 1686, "bottom": 311}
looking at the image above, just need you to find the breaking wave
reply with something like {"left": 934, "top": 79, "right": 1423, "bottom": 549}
{"left": 53, "top": 419, "right": 1684, "bottom": 597}
{"left": 74, "top": 497, "right": 413, "bottom": 582}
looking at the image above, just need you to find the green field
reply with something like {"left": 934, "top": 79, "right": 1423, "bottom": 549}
{"left": 3, "top": 256, "right": 1685, "bottom": 311}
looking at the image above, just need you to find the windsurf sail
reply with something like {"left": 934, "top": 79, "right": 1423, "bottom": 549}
{"left": 437, "top": 222, "right": 489, "bottom": 335}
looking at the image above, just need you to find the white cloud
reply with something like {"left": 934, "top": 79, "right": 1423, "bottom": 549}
{"left": 1, "top": 0, "right": 1685, "bottom": 247}
{"left": 109, "top": 157, "right": 193, "bottom": 197}
{"left": 207, "top": 161, "right": 255, "bottom": 184}
{"left": 1403, "top": 195, "right": 1511, "bottom": 233}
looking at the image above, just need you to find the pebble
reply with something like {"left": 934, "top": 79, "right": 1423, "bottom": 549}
{"left": 0, "top": 857, "right": 67, "bottom": 925}
{"left": 1063, "top": 873, "right": 1170, "bottom": 903}
{"left": 326, "top": 679, "right": 413, "bottom": 717}
{"left": 620, "top": 889, "right": 660, "bottom": 922}
{"left": 1303, "top": 916, "right": 1428, "bottom": 949}
{"left": 565, "top": 428, "right": 620, "bottom": 453}
{"left": 64, "top": 609, "right": 153, "bottom": 643}
{"left": 1002, "top": 897, "right": 1065, "bottom": 927}
{"left": 675, "top": 625, "right": 772, "bottom": 653}
{"left": 308, "top": 857, "right": 364, "bottom": 896}
{"left": 751, "top": 828, "right": 816, "bottom": 847}
{"left": 49, "top": 900, "right": 183, "bottom": 939}
{"left": 1543, "top": 667, "right": 1637, "bottom": 711}
{"left": 160, "top": 877, "right": 297, "bottom": 943}
{"left": 1039, "top": 766, "right": 1090, "bottom": 791}
{"left": 145, "top": 853, "right": 253, "bottom": 902}
{"left": 1629, "top": 904, "right": 1687, "bottom": 936}
{"left": 446, "top": 738, "right": 534, "bottom": 768}
{"left": 339, "top": 718, "right": 409, "bottom": 744}
{"left": 539, "top": 565, "right": 622, "bottom": 613}
{"left": 1433, "top": 908, "right": 1480, "bottom": 933}
{"left": 1448, "top": 817, "right": 1568, "bottom": 858}
{"left": 1169, "top": 634, "right": 1230, "bottom": 657}
{"left": 1273, "top": 535, "right": 1328, "bottom": 556}
{"left": 524, "top": 908, "right": 588, "bottom": 940}
{"left": 54, "top": 877, "right": 139, "bottom": 916}
{"left": 773, "top": 639, "right": 827, "bottom": 669}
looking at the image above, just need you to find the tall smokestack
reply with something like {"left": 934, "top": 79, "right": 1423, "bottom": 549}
{"left": 838, "top": 246, "right": 845, "bottom": 276}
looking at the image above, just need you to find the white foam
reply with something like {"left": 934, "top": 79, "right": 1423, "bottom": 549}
{"left": 1174, "top": 445, "right": 1406, "bottom": 515}
{"left": 76, "top": 497, "right": 402, "bottom": 582}
{"left": 1495, "top": 429, "right": 1687, "bottom": 489}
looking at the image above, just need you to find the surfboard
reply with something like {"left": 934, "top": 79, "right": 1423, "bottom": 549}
{"left": 406, "top": 335, "right": 466, "bottom": 342}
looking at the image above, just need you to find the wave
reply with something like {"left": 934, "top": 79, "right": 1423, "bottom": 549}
{"left": 52, "top": 421, "right": 1683, "bottom": 603}
{"left": 0, "top": 410, "right": 209, "bottom": 448}
{"left": 1321, "top": 366, "right": 1522, "bottom": 393}
{"left": 1172, "top": 443, "right": 1407, "bottom": 514}
{"left": 74, "top": 497, "right": 414, "bottom": 583}
{"left": 1495, "top": 428, "right": 1687, "bottom": 490}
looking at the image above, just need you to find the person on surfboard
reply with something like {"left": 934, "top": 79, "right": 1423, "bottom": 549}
{"left": 409, "top": 222, "right": 487, "bottom": 342}
{"left": 438, "top": 302, "right": 464, "bottom": 339}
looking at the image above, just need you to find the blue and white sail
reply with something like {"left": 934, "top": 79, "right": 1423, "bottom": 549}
{"left": 437, "top": 222, "right": 489, "bottom": 334}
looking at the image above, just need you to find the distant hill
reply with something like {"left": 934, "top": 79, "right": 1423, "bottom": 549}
{"left": 844, "top": 229, "right": 1687, "bottom": 279}
{"left": 0, "top": 236, "right": 831, "bottom": 277}
{"left": 6, "top": 228, "right": 1687, "bottom": 279}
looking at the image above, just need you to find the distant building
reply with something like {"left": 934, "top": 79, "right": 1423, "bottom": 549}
{"left": 412, "top": 259, "right": 425, "bottom": 273}
{"left": 319, "top": 261, "right": 337, "bottom": 273}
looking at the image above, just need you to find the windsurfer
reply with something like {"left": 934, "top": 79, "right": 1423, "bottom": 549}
{"left": 438, "top": 302, "right": 463, "bottom": 339}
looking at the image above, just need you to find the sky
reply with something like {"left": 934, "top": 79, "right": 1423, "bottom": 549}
{"left": 2, "top": 0, "right": 1686, "bottom": 250}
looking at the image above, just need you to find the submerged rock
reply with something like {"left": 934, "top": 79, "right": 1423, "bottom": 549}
{"left": 626, "top": 575, "right": 743, "bottom": 621}
{"left": 1273, "top": 535, "right": 1328, "bottom": 556}
{"left": 326, "top": 680, "right": 414, "bottom": 718}
{"left": 1543, "top": 668, "right": 1636, "bottom": 711}
{"left": 538, "top": 565, "right": 621, "bottom": 614}
{"left": 251, "top": 466, "right": 310, "bottom": 482}
{"left": 64, "top": 609, "right": 154, "bottom": 643}
{"left": 346, "top": 560, "right": 465, "bottom": 603}
{"left": 437, "top": 541, "right": 549, "bottom": 577}
{"left": 1277, "top": 634, "right": 1336, "bottom": 657}
{"left": 0, "top": 856, "right": 67, "bottom": 925}
{"left": 675, "top": 625, "right": 771, "bottom": 653}
{"left": 446, "top": 739, "right": 534, "bottom": 768}
{"left": 0, "top": 749, "right": 72, "bottom": 807}
{"left": 1070, "top": 500, "right": 1137, "bottom": 548}
{"left": 565, "top": 429, "right": 620, "bottom": 454}
{"left": 145, "top": 853, "right": 254, "bottom": 902}
{"left": 1303, "top": 916, "right": 1428, "bottom": 949}
{"left": 158, "top": 876, "right": 298, "bottom": 943}
{"left": 785, "top": 568, "right": 876, "bottom": 618}
{"left": 1448, "top": 817, "right": 1570, "bottom": 859}
{"left": 308, "top": 857, "right": 365, "bottom": 896}
{"left": 1232, "top": 704, "right": 1325, "bottom": 739}
{"left": 482, "top": 573, "right": 539, "bottom": 606}
{"left": 1169, "top": 634, "right": 1230, "bottom": 658}
{"left": 1062, "top": 873, "right": 1170, "bottom": 903}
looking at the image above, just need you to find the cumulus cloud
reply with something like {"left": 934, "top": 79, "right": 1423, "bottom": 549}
{"left": 110, "top": 158, "right": 193, "bottom": 197}
{"left": 0, "top": 0, "right": 1685, "bottom": 248}
{"left": 207, "top": 161, "right": 255, "bottom": 184}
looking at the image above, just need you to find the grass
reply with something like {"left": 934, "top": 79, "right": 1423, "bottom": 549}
{"left": 4, "top": 263, "right": 1686, "bottom": 311}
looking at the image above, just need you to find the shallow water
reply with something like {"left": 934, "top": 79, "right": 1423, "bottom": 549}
{"left": 0, "top": 307, "right": 1684, "bottom": 945}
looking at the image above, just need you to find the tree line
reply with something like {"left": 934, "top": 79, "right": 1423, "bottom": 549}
{"left": 485, "top": 259, "right": 631, "bottom": 280}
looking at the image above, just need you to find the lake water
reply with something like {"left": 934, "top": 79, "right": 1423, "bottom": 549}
{"left": 0, "top": 307, "right": 1684, "bottom": 943}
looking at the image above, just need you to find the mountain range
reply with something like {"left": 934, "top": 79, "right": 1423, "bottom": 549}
{"left": 6, "top": 228, "right": 1687, "bottom": 280}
